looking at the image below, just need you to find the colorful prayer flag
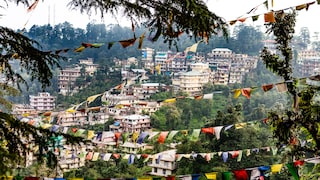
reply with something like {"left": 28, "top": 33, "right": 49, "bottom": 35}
{"left": 158, "top": 131, "right": 169, "bottom": 144}
{"left": 119, "top": 38, "right": 137, "bottom": 48}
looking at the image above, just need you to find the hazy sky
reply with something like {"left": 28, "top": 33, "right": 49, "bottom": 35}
{"left": 0, "top": 0, "right": 319, "bottom": 35}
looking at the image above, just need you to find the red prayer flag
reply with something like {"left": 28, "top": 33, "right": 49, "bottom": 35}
{"left": 119, "top": 38, "right": 137, "bottom": 48}
{"left": 241, "top": 88, "right": 251, "bottom": 99}
{"left": 27, "top": 0, "right": 39, "bottom": 12}
{"left": 264, "top": 12, "right": 275, "bottom": 23}
{"left": 166, "top": 176, "right": 175, "bottom": 180}
{"left": 158, "top": 131, "right": 169, "bottom": 144}
{"left": 81, "top": 43, "right": 93, "bottom": 48}
{"left": 201, "top": 127, "right": 215, "bottom": 135}
{"left": 294, "top": 160, "right": 305, "bottom": 167}
{"left": 233, "top": 169, "right": 248, "bottom": 180}
{"left": 72, "top": 128, "right": 77, "bottom": 133}
{"left": 262, "top": 84, "right": 274, "bottom": 92}
{"left": 113, "top": 153, "right": 120, "bottom": 159}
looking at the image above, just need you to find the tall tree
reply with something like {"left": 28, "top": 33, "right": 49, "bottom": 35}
{"left": 260, "top": 10, "right": 320, "bottom": 171}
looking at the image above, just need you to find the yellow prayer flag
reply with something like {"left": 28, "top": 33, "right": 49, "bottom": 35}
{"left": 132, "top": 131, "right": 140, "bottom": 143}
{"left": 234, "top": 89, "right": 241, "bottom": 98}
{"left": 0, "top": 176, "right": 13, "bottom": 180}
{"left": 87, "top": 130, "right": 95, "bottom": 140}
{"left": 41, "top": 123, "right": 52, "bottom": 129}
{"left": 91, "top": 152, "right": 100, "bottom": 161}
{"left": 74, "top": 46, "right": 85, "bottom": 52}
{"left": 181, "top": 130, "right": 188, "bottom": 136}
{"left": 235, "top": 123, "right": 246, "bottom": 129}
{"left": 66, "top": 106, "right": 76, "bottom": 113}
{"left": 155, "top": 64, "right": 161, "bottom": 74}
{"left": 271, "top": 164, "right": 283, "bottom": 174}
{"left": 137, "top": 177, "right": 152, "bottom": 180}
{"left": 296, "top": 4, "right": 307, "bottom": 10}
{"left": 229, "top": 20, "right": 237, "bottom": 25}
{"left": 68, "top": 178, "right": 84, "bottom": 180}
{"left": 163, "top": 98, "right": 176, "bottom": 103}
{"left": 87, "top": 94, "right": 102, "bottom": 104}
{"left": 205, "top": 172, "right": 217, "bottom": 180}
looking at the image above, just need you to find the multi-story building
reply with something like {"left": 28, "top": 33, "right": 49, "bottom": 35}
{"left": 297, "top": 50, "right": 320, "bottom": 77}
{"left": 79, "top": 58, "right": 99, "bottom": 76}
{"left": 172, "top": 70, "right": 209, "bottom": 95}
{"left": 29, "top": 92, "right": 55, "bottom": 111}
{"left": 11, "top": 104, "right": 37, "bottom": 117}
{"left": 58, "top": 66, "right": 82, "bottom": 95}
{"left": 57, "top": 111, "right": 88, "bottom": 127}
{"left": 207, "top": 48, "right": 233, "bottom": 59}
{"left": 148, "top": 149, "right": 177, "bottom": 177}
{"left": 58, "top": 58, "right": 98, "bottom": 95}
{"left": 109, "top": 114, "right": 151, "bottom": 133}
{"left": 133, "top": 83, "right": 170, "bottom": 100}
{"left": 206, "top": 48, "right": 258, "bottom": 85}
{"left": 142, "top": 47, "right": 155, "bottom": 69}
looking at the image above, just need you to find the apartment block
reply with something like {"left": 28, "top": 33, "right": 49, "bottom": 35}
{"left": 29, "top": 92, "right": 55, "bottom": 111}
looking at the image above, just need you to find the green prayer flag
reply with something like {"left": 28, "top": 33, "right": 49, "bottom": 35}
{"left": 189, "top": 129, "right": 201, "bottom": 141}
{"left": 167, "top": 130, "right": 179, "bottom": 140}
{"left": 222, "top": 172, "right": 231, "bottom": 180}
{"left": 252, "top": 15, "right": 259, "bottom": 21}
{"left": 91, "top": 43, "right": 104, "bottom": 48}
{"left": 286, "top": 163, "right": 299, "bottom": 180}
{"left": 108, "top": 42, "right": 115, "bottom": 49}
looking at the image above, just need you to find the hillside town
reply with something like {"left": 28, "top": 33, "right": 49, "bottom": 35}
{"left": 10, "top": 44, "right": 320, "bottom": 175}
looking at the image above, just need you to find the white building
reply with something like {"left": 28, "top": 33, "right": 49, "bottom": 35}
{"left": 172, "top": 71, "right": 209, "bottom": 95}
{"left": 29, "top": 92, "right": 55, "bottom": 111}
{"left": 148, "top": 149, "right": 177, "bottom": 177}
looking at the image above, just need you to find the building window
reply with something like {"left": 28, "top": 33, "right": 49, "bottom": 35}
{"left": 154, "top": 168, "right": 157, "bottom": 173}
{"left": 163, "top": 169, "right": 166, "bottom": 175}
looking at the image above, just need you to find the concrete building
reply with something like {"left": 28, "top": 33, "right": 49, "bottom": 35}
{"left": 79, "top": 58, "right": 99, "bottom": 76}
{"left": 11, "top": 104, "right": 37, "bottom": 117}
{"left": 172, "top": 71, "right": 209, "bottom": 95}
{"left": 29, "top": 92, "right": 55, "bottom": 111}
{"left": 109, "top": 114, "right": 151, "bottom": 133}
{"left": 58, "top": 66, "right": 82, "bottom": 95}
{"left": 142, "top": 47, "right": 155, "bottom": 69}
{"left": 58, "top": 58, "right": 98, "bottom": 95}
{"left": 148, "top": 149, "right": 177, "bottom": 177}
